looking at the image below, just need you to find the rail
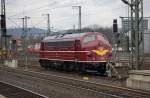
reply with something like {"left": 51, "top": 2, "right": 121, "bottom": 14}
{"left": 0, "top": 65, "right": 150, "bottom": 98}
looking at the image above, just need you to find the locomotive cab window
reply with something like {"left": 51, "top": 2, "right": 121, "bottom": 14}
{"left": 82, "top": 35, "right": 96, "bottom": 44}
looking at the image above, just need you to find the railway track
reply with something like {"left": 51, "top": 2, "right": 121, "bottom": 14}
{"left": 0, "top": 82, "right": 47, "bottom": 98}
{"left": 0, "top": 66, "right": 120, "bottom": 98}
{"left": 0, "top": 65, "right": 150, "bottom": 98}
{"left": 19, "top": 64, "right": 126, "bottom": 87}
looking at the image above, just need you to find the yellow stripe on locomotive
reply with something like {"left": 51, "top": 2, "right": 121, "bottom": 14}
{"left": 92, "top": 48, "right": 109, "bottom": 56}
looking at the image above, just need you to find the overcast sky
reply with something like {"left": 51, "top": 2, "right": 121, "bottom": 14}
{"left": 2, "top": 0, "right": 150, "bottom": 31}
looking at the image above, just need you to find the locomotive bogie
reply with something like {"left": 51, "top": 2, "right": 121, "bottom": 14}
{"left": 39, "top": 59, "right": 107, "bottom": 74}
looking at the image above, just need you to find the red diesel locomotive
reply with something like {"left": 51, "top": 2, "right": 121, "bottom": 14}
{"left": 39, "top": 32, "right": 112, "bottom": 74}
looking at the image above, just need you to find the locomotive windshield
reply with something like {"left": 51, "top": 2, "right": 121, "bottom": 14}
{"left": 82, "top": 35, "right": 96, "bottom": 44}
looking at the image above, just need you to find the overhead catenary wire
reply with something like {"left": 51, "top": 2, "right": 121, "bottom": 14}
{"left": 7, "top": 18, "right": 22, "bottom": 28}
{"left": 6, "top": 1, "right": 87, "bottom": 18}
{"left": 7, "top": 0, "right": 90, "bottom": 20}
{"left": 6, "top": 0, "right": 143, "bottom": 31}
{"left": 7, "top": 0, "right": 73, "bottom": 18}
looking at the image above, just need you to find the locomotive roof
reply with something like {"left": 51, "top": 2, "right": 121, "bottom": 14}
{"left": 42, "top": 32, "right": 107, "bottom": 43}
{"left": 42, "top": 32, "right": 91, "bottom": 42}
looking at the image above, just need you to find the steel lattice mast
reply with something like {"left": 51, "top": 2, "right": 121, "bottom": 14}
{"left": 1, "top": 0, "right": 7, "bottom": 50}
{"left": 122, "top": 0, "right": 144, "bottom": 70}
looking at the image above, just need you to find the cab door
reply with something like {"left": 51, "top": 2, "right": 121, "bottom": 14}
{"left": 75, "top": 40, "right": 81, "bottom": 61}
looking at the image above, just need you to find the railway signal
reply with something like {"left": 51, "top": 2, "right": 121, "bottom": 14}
{"left": 113, "top": 19, "right": 119, "bottom": 63}
{"left": 113, "top": 19, "right": 118, "bottom": 33}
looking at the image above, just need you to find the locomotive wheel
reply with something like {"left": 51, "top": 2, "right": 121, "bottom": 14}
{"left": 74, "top": 63, "right": 79, "bottom": 72}
{"left": 79, "top": 64, "right": 86, "bottom": 73}
{"left": 55, "top": 62, "right": 63, "bottom": 70}
{"left": 67, "top": 63, "right": 74, "bottom": 72}
{"left": 62, "top": 63, "right": 67, "bottom": 71}
{"left": 40, "top": 60, "right": 48, "bottom": 68}
{"left": 65, "top": 64, "right": 69, "bottom": 71}
{"left": 61, "top": 62, "right": 75, "bottom": 72}
{"left": 39, "top": 60, "right": 44, "bottom": 67}
{"left": 44, "top": 60, "right": 49, "bottom": 68}
{"left": 98, "top": 64, "right": 106, "bottom": 75}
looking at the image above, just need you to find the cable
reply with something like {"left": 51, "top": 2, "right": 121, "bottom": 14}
{"left": 90, "top": 0, "right": 111, "bottom": 6}
{"left": 7, "top": 0, "right": 129, "bottom": 31}
{"left": 7, "top": 0, "right": 70, "bottom": 18}
{"left": 7, "top": 0, "right": 88, "bottom": 19}
{"left": 30, "top": 18, "right": 45, "bottom": 28}
{"left": 7, "top": 18, "right": 22, "bottom": 28}
{"left": 7, "top": 0, "right": 85, "bottom": 29}
{"left": 8, "top": 0, "right": 59, "bottom": 17}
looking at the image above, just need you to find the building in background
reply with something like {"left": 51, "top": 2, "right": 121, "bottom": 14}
{"left": 122, "top": 19, "right": 148, "bottom": 33}
{"left": 144, "top": 29, "right": 150, "bottom": 54}
{"left": 121, "top": 18, "right": 150, "bottom": 54}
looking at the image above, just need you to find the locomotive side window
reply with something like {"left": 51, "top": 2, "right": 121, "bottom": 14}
{"left": 82, "top": 35, "right": 96, "bottom": 44}
{"left": 46, "top": 40, "right": 74, "bottom": 47}
{"left": 57, "top": 41, "right": 74, "bottom": 47}
{"left": 47, "top": 42, "right": 56, "bottom": 46}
